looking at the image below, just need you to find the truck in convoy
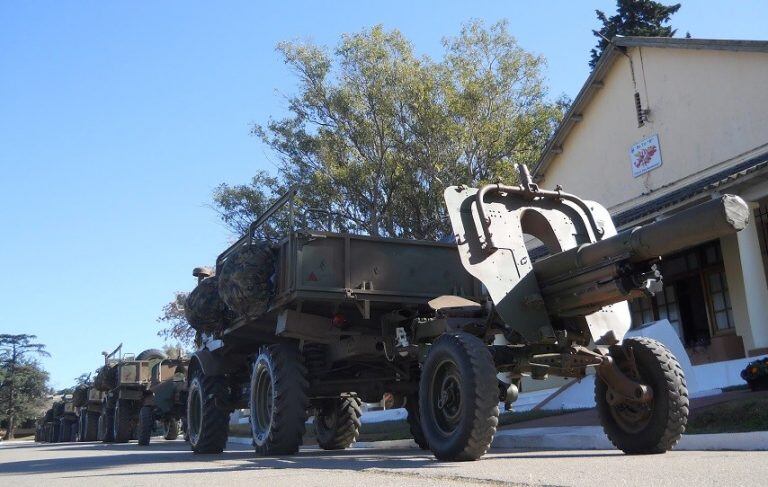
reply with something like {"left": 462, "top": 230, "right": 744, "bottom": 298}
{"left": 72, "top": 381, "right": 103, "bottom": 442}
{"left": 183, "top": 164, "right": 749, "bottom": 461}
{"left": 92, "top": 345, "right": 168, "bottom": 443}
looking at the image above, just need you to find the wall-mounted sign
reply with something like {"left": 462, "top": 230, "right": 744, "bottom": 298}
{"left": 630, "top": 134, "right": 662, "bottom": 177}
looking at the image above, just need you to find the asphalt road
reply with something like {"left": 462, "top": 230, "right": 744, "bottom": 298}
{"left": 2, "top": 439, "right": 767, "bottom": 487}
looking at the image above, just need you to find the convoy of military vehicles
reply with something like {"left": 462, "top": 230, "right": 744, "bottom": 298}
{"left": 35, "top": 164, "right": 750, "bottom": 461}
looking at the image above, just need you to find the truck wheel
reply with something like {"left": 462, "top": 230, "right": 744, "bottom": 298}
{"left": 404, "top": 393, "right": 429, "bottom": 450}
{"left": 187, "top": 372, "right": 229, "bottom": 453}
{"left": 419, "top": 332, "right": 499, "bottom": 461}
{"left": 84, "top": 412, "right": 99, "bottom": 441}
{"left": 71, "top": 421, "right": 79, "bottom": 443}
{"left": 314, "top": 394, "right": 362, "bottom": 450}
{"left": 76, "top": 414, "right": 86, "bottom": 442}
{"left": 595, "top": 337, "right": 689, "bottom": 454}
{"left": 138, "top": 406, "right": 153, "bottom": 446}
{"left": 59, "top": 418, "right": 73, "bottom": 442}
{"left": 99, "top": 409, "right": 114, "bottom": 443}
{"left": 250, "top": 343, "right": 308, "bottom": 456}
{"left": 163, "top": 419, "right": 180, "bottom": 440}
{"left": 113, "top": 401, "right": 134, "bottom": 443}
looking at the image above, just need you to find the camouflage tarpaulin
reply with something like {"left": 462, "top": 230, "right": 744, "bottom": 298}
{"left": 93, "top": 365, "right": 117, "bottom": 392}
{"left": 72, "top": 387, "right": 88, "bottom": 408}
{"left": 218, "top": 241, "right": 276, "bottom": 318}
{"left": 184, "top": 275, "right": 227, "bottom": 331}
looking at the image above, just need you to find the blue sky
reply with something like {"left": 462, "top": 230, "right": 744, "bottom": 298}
{"left": 2, "top": 1, "right": 766, "bottom": 389}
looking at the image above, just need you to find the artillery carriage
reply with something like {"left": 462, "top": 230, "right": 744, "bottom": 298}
{"left": 184, "top": 165, "right": 749, "bottom": 460}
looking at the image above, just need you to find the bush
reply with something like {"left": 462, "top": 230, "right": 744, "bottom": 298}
{"left": 741, "top": 357, "right": 768, "bottom": 391}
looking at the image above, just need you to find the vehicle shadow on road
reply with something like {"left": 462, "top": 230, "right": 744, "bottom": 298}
{"left": 0, "top": 441, "right": 621, "bottom": 478}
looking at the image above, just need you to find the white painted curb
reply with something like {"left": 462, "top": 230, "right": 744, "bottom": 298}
{"left": 493, "top": 426, "right": 768, "bottom": 451}
{"left": 228, "top": 436, "right": 418, "bottom": 450}
{"left": 228, "top": 427, "right": 768, "bottom": 452}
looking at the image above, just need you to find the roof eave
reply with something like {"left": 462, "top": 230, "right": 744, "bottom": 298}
{"left": 532, "top": 44, "right": 624, "bottom": 180}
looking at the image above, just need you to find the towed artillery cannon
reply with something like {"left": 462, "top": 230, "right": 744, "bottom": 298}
{"left": 183, "top": 165, "right": 748, "bottom": 461}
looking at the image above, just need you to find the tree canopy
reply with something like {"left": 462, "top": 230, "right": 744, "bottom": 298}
{"left": 157, "top": 291, "right": 195, "bottom": 348}
{"left": 0, "top": 334, "right": 50, "bottom": 439}
{"left": 590, "top": 0, "right": 682, "bottom": 68}
{"left": 213, "top": 20, "right": 567, "bottom": 241}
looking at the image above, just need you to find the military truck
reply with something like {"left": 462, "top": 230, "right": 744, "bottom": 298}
{"left": 183, "top": 165, "right": 749, "bottom": 461}
{"left": 93, "top": 345, "right": 167, "bottom": 443}
{"left": 37, "top": 408, "right": 55, "bottom": 442}
{"left": 43, "top": 395, "right": 78, "bottom": 443}
{"left": 72, "top": 383, "right": 103, "bottom": 442}
{"left": 136, "top": 357, "right": 189, "bottom": 445}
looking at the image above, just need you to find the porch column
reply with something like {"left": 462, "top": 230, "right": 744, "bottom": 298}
{"left": 736, "top": 201, "right": 768, "bottom": 355}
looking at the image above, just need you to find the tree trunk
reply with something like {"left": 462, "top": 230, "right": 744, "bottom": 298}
{"left": 3, "top": 414, "right": 14, "bottom": 440}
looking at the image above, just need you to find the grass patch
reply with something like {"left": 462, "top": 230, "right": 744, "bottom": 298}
{"left": 686, "top": 394, "right": 768, "bottom": 434}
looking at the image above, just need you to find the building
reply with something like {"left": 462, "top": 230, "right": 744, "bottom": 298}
{"left": 533, "top": 37, "right": 768, "bottom": 365}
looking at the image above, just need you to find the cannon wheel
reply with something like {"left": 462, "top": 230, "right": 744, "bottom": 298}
{"left": 163, "top": 418, "right": 180, "bottom": 440}
{"left": 187, "top": 372, "right": 229, "bottom": 453}
{"left": 138, "top": 406, "right": 154, "bottom": 446}
{"left": 595, "top": 337, "right": 689, "bottom": 454}
{"left": 314, "top": 394, "right": 362, "bottom": 450}
{"left": 419, "top": 332, "right": 499, "bottom": 461}
{"left": 250, "top": 343, "right": 308, "bottom": 456}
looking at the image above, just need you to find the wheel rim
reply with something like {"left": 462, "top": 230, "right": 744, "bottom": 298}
{"left": 189, "top": 382, "right": 203, "bottom": 444}
{"left": 429, "top": 359, "right": 463, "bottom": 436}
{"left": 607, "top": 353, "right": 654, "bottom": 433}
{"left": 251, "top": 362, "right": 274, "bottom": 444}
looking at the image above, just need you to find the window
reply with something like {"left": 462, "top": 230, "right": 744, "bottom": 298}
{"left": 628, "top": 240, "right": 735, "bottom": 345}
{"left": 706, "top": 270, "right": 734, "bottom": 332}
{"left": 630, "top": 296, "right": 654, "bottom": 326}
{"left": 656, "top": 286, "right": 683, "bottom": 338}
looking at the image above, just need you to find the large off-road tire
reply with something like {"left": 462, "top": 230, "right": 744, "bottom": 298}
{"left": 595, "top": 337, "right": 689, "bottom": 454}
{"left": 138, "top": 406, "right": 154, "bottom": 446}
{"left": 187, "top": 373, "right": 230, "bottom": 453}
{"left": 163, "top": 418, "right": 180, "bottom": 440}
{"left": 250, "top": 343, "right": 308, "bottom": 456}
{"left": 404, "top": 393, "right": 429, "bottom": 450}
{"left": 58, "top": 418, "right": 72, "bottom": 442}
{"left": 99, "top": 408, "right": 115, "bottom": 443}
{"left": 113, "top": 401, "right": 135, "bottom": 443}
{"left": 419, "top": 332, "right": 499, "bottom": 461}
{"left": 84, "top": 411, "right": 99, "bottom": 441}
{"left": 314, "top": 394, "right": 362, "bottom": 450}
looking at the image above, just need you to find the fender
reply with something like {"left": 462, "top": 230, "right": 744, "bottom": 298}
{"left": 189, "top": 347, "right": 248, "bottom": 380}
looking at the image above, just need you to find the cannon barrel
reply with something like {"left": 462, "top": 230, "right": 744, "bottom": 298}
{"left": 532, "top": 195, "right": 750, "bottom": 316}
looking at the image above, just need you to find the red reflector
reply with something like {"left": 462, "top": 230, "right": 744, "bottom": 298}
{"left": 332, "top": 314, "right": 347, "bottom": 328}
{"left": 308, "top": 272, "right": 318, "bottom": 282}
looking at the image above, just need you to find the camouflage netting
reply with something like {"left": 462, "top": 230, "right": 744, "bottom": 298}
{"left": 184, "top": 275, "right": 228, "bottom": 331}
{"left": 72, "top": 386, "right": 88, "bottom": 408}
{"left": 218, "top": 241, "right": 276, "bottom": 318}
{"left": 93, "top": 365, "right": 117, "bottom": 392}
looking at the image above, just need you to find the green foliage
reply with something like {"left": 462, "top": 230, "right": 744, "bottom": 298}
{"left": 157, "top": 292, "right": 196, "bottom": 348}
{"left": 213, "top": 20, "right": 567, "bottom": 241}
{"left": 0, "top": 334, "right": 50, "bottom": 439}
{"left": 686, "top": 394, "right": 768, "bottom": 434}
{"left": 590, "top": 0, "right": 682, "bottom": 68}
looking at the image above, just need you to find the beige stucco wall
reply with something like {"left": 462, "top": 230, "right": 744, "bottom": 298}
{"left": 540, "top": 47, "right": 768, "bottom": 212}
